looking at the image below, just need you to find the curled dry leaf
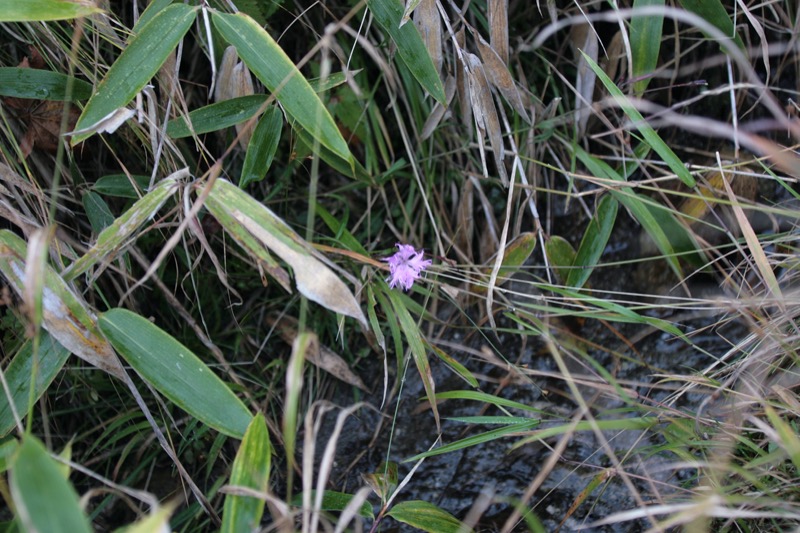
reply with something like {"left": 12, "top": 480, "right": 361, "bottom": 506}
{"left": 214, "top": 45, "right": 256, "bottom": 148}
{"left": 465, "top": 53, "right": 507, "bottom": 186}
{"left": 571, "top": 23, "right": 599, "bottom": 137}
{"left": 488, "top": 0, "right": 509, "bottom": 64}
{"left": 414, "top": 0, "right": 442, "bottom": 76}
{"left": 455, "top": 29, "right": 473, "bottom": 138}
{"left": 474, "top": 32, "right": 529, "bottom": 123}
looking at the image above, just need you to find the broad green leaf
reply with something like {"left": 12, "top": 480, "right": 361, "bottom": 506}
{"left": 222, "top": 414, "right": 272, "bottom": 533}
{"left": 212, "top": 11, "right": 352, "bottom": 162}
{"left": 10, "top": 437, "right": 91, "bottom": 533}
{"left": 92, "top": 174, "right": 150, "bottom": 198}
{"left": 678, "top": 0, "right": 746, "bottom": 52}
{"left": 205, "top": 179, "right": 367, "bottom": 326}
{"left": 0, "top": 0, "right": 102, "bottom": 21}
{"left": 98, "top": 308, "right": 253, "bottom": 439}
{"left": 0, "top": 68, "right": 92, "bottom": 101}
{"left": 0, "top": 231, "right": 124, "bottom": 379}
{"left": 544, "top": 235, "right": 576, "bottom": 285}
{"left": 386, "top": 285, "right": 439, "bottom": 431}
{"left": 0, "top": 332, "right": 70, "bottom": 438}
{"left": 239, "top": 105, "right": 283, "bottom": 188}
{"left": 630, "top": 0, "right": 664, "bottom": 96}
{"left": 71, "top": 4, "right": 198, "bottom": 144}
{"left": 82, "top": 191, "right": 114, "bottom": 234}
{"left": 387, "top": 500, "right": 471, "bottom": 533}
{"left": 366, "top": 0, "right": 446, "bottom": 104}
{"left": 581, "top": 51, "right": 695, "bottom": 188}
{"left": 293, "top": 125, "right": 372, "bottom": 182}
{"left": 567, "top": 195, "right": 618, "bottom": 289}
{"left": 135, "top": 0, "right": 174, "bottom": 30}
{"left": 63, "top": 174, "right": 180, "bottom": 281}
{"left": 405, "top": 420, "right": 539, "bottom": 462}
{"left": 166, "top": 95, "right": 269, "bottom": 139}
{"left": 473, "top": 232, "right": 537, "bottom": 295}
{"left": 290, "top": 490, "right": 374, "bottom": 519}
{"left": 0, "top": 439, "right": 19, "bottom": 473}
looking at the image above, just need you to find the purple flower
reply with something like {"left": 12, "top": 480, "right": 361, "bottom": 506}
{"left": 384, "top": 243, "right": 432, "bottom": 291}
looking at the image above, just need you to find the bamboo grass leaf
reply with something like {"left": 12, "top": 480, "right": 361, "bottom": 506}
{"left": 71, "top": 4, "right": 198, "bottom": 144}
{"left": 0, "top": 0, "right": 102, "bottom": 21}
{"left": 388, "top": 500, "right": 472, "bottom": 533}
{"left": 630, "top": 0, "right": 664, "bottom": 96}
{"left": 240, "top": 105, "right": 283, "bottom": 188}
{"left": 0, "top": 68, "right": 92, "bottom": 101}
{"left": 166, "top": 95, "right": 269, "bottom": 139}
{"left": 99, "top": 308, "right": 253, "bottom": 439}
{"left": 10, "top": 437, "right": 91, "bottom": 533}
{"left": 567, "top": 195, "right": 618, "bottom": 288}
{"left": 211, "top": 11, "right": 352, "bottom": 162}
{"left": 366, "top": 0, "right": 446, "bottom": 104}
{"left": 222, "top": 413, "right": 272, "bottom": 533}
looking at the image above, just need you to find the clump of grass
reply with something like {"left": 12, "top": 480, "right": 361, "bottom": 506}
{"left": 0, "top": 0, "right": 799, "bottom": 531}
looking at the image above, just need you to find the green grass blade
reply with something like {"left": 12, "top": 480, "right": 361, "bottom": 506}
{"left": 290, "top": 490, "right": 375, "bottom": 519}
{"left": 222, "top": 413, "right": 272, "bottom": 533}
{"left": 0, "top": 332, "right": 70, "bottom": 438}
{"left": 166, "top": 94, "right": 269, "bottom": 139}
{"left": 0, "top": 0, "right": 102, "bottom": 21}
{"left": 512, "top": 417, "right": 657, "bottom": 448}
{"left": 98, "top": 308, "right": 253, "bottom": 439}
{"left": 387, "top": 500, "right": 472, "bottom": 533}
{"left": 630, "top": 0, "right": 664, "bottom": 96}
{"left": 544, "top": 235, "right": 577, "bottom": 285}
{"left": 92, "top": 174, "right": 151, "bottom": 198}
{"left": 678, "top": 0, "right": 746, "bottom": 52}
{"left": 0, "top": 67, "right": 92, "bottom": 101}
{"left": 434, "top": 390, "right": 545, "bottom": 414}
{"left": 10, "top": 437, "right": 91, "bottom": 533}
{"left": 566, "top": 195, "right": 618, "bottom": 289}
{"left": 366, "top": 0, "right": 446, "bottom": 104}
{"left": 239, "top": 105, "right": 283, "bottom": 188}
{"left": 63, "top": 174, "right": 180, "bottom": 281}
{"left": 82, "top": 191, "right": 114, "bottom": 233}
{"left": 71, "top": 4, "right": 198, "bottom": 144}
{"left": 212, "top": 11, "right": 352, "bottom": 163}
{"left": 404, "top": 419, "right": 539, "bottom": 462}
{"left": 386, "top": 285, "right": 440, "bottom": 431}
{"left": 580, "top": 50, "right": 695, "bottom": 188}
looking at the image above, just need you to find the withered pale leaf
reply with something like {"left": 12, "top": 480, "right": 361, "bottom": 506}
{"left": 466, "top": 53, "right": 507, "bottom": 186}
{"left": 572, "top": 23, "right": 599, "bottom": 136}
{"left": 455, "top": 29, "right": 472, "bottom": 137}
{"left": 475, "top": 32, "right": 529, "bottom": 123}
{"left": 66, "top": 106, "right": 135, "bottom": 136}
{"left": 400, "top": 0, "right": 422, "bottom": 26}
{"left": 414, "top": 0, "right": 442, "bottom": 76}
{"left": 421, "top": 76, "right": 455, "bottom": 140}
{"left": 214, "top": 45, "right": 256, "bottom": 148}
{"left": 0, "top": 230, "right": 125, "bottom": 379}
{"left": 488, "top": 0, "right": 509, "bottom": 64}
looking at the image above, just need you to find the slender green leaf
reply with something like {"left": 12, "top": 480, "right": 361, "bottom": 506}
{"left": 405, "top": 420, "right": 539, "bottom": 462}
{"left": 512, "top": 417, "right": 657, "bottom": 448}
{"left": 567, "top": 195, "right": 618, "bottom": 289}
{"left": 0, "top": 332, "right": 70, "bottom": 438}
{"left": 239, "top": 105, "right": 283, "bottom": 188}
{"left": 222, "top": 414, "right": 272, "bottom": 533}
{"left": 0, "top": 0, "right": 102, "bottom": 21}
{"left": 98, "top": 308, "right": 253, "bottom": 439}
{"left": 166, "top": 95, "right": 269, "bottom": 139}
{"left": 446, "top": 416, "right": 537, "bottom": 425}
{"left": 434, "top": 390, "right": 545, "bottom": 414}
{"left": 71, "top": 4, "right": 199, "bottom": 144}
{"left": 581, "top": 51, "right": 695, "bottom": 187}
{"left": 366, "top": 0, "right": 446, "bottom": 104}
{"left": 630, "top": 0, "right": 664, "bottom": 96}
{"left": 92, "top": 174, "right": 150, "bottom": 198}
{"left": 0, "top": 68, "right": 92, "bottom": 101}
{"left": 212, "top": 11, "right": 352, "bottom": 162}
{"left": 386, "top": 285, "right": 439, "bottom": 431}
{"left": 427, "top": 341, "right": 478, "bottom": 388}
{"left": 678, "top": 0, "right": 746, "bottom": 52}
{"left": 10, "top": 437, "right": 91, "bottom": 533}
{"left": 388, "top": 500, "right": 471, "bottom": 533}
{"left": 290, "top": 490, "right": 374, "bottom": 520}
{"left": 63, "top": 174, "right": 180, "bottom": 281}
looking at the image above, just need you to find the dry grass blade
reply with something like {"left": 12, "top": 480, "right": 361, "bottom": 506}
{"left": 455, "top": 28, "right": 473, "bottom": 137}
{"left": 421, "top": 75, "right": 455, "bottom": 140}
{"left": 414, "top": 0, "right": 442, "bottom": 76}
{"left": 488, "top": 0, "right": 508, "bottom": 64}
{"left": 571, "top": 23, "right": 599, "bottom": 137}
{"left": 474, "top": 32, "right": 529, "bottom": 123}
{"left": 214, "top": 45, "right": 256, "bottom": 148}
{"left": 466, "top": 53, "right": 507, "bottom": 186}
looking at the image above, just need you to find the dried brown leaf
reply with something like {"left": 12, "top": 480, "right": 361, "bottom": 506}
{"left": 421, "top": 76, "right": 455, "bottom": 140}
{"left": 466, "top": 54, "right": 507, "bottom": 186}
{"left": 414, "top": 0, "right": 442, "bottom": 76}
{"left": 455, "top": 29, "right": 473, "bottom": 137}
{"left": 475, "top": 32, "right": 529, "bottom": 123}
{"left": 488, "top": 0, "right": 509, "bottom": 64}
{"left": 571, "top": 23, "right": 599, "bottom": 136}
